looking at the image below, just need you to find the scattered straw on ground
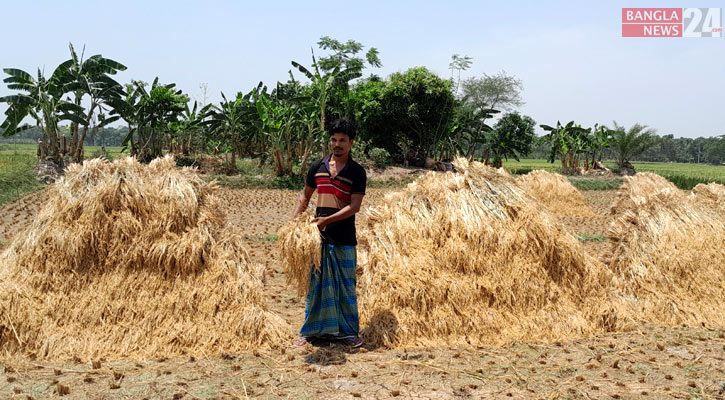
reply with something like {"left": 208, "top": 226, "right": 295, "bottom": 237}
{"left": 516, "top": 170, "right": 594, "bottom": 217}
{"left": 0, "top": 156, "right": 287, "bottom": 360}
{"left": 606, "top": 173, "right": 725, "bottom": 328}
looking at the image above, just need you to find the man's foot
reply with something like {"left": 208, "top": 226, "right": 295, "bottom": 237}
{"left": 293, "top": 337, "right": 309, "bottom": 347}
{"left": 343, "top": 336, "right": 363, "bottom": 348}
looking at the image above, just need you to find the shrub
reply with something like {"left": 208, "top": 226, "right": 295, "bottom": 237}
{"left": 368, "top": 147, "right": 390, "bottom": 168}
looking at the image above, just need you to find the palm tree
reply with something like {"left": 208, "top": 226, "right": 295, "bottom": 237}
{"left": 609, "top": 121, "right": 657, "bottom": 170}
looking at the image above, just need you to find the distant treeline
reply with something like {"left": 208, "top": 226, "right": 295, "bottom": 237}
{"left": 2, "top": 125, "right": 723, "bottom": 165}
{"left": 527, "top": 133, "right": 724, "bottom": 165}
{"left": 0, "top": 126, "right": 128, "bottom": 148}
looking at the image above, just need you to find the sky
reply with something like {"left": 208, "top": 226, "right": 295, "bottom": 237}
{"left": 1, "top": 1, "right": 723, "bottom": 138}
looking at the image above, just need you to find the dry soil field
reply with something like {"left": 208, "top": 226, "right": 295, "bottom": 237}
{"left": 1, "top": 186, "right": 724, "bottom": 399}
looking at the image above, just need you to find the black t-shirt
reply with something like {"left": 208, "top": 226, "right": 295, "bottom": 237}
{"left": 305, "top": 155, "right": 367, "bottom": 246}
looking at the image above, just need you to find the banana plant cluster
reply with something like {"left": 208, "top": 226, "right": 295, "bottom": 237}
{"left": 115, "top": 78, "right": 189, "bottom": 162}
{"left": 254, "top": 79, "right": 322, "bottom": 177}
{"left": 1, "top": 43, "right": 126, "bottom": 164}
{"left": 540, "top": 121, "right": 613, "bottom": 174}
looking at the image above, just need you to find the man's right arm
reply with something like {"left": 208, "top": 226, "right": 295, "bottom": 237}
{"left": 293, "top": 184, "right": 315, "bottom": 217}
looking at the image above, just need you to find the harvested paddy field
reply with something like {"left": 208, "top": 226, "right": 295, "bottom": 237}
{"left": 1, "top": 163, "right": 724, "bottom": 399}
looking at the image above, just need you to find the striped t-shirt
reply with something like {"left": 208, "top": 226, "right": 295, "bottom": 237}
{"left": 305, "top": 155, "right": 367, "bottom": 245}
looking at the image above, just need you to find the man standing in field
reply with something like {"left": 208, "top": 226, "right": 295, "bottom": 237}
{"left": 292, "top": 118, "right": 366, "bottom": 348}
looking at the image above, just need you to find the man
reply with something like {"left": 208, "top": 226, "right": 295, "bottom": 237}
{"left": 292, "top": 118, "right": 366, "bottom": 348}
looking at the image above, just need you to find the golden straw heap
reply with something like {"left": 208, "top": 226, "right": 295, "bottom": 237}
{"left": 0, "top": 156, "right": 286, "bottom": 360}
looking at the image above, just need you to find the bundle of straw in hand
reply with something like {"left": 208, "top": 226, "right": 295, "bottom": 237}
{"left": 278, "top": 208, "right": 322, "bottom": 297}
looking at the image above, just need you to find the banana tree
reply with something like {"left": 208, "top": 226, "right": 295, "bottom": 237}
{"left": 587, "top": 123, "right": 611, "bottom": 167}
{"left": 255, "top": 87, "right": 295, "bottom": 176}
{"left": 169, "top": 101, "right": 213, "bottom": 155}
{"left": 254, "top": 79, "right": 322, "bottom": 177}
{"left": 540, "top": 121, "right": 592, "bottom": 175}
{"left": 291, "top": 49, "right": 360, "bottom": 138}
{"left": 114, "top": 78, "right": 188, "bottom": 162}
{"left": 207, "top": 88, "right": 261, "bottom": 171}
{"left": 59, "top": 43, "right": 126, "bottom": 162}
{"left": 1, "top": 66, "right": 86, "bottom": 163}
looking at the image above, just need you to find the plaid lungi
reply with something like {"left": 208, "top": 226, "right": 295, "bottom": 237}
{"left": 300, "top": 244, "right": 359, "bottom": 338}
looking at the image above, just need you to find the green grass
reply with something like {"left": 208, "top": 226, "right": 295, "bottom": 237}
{"left": 575, "top": 234, "right": 607, "bottom": 242}
{"left": 503, "top": 159, "right": 725, "bottom": 190}
{"left": 607, "top": 161, "right": 725, "bottom": 190}
{"left": 0, "top": 151, "right": 45, "bottom": 205}
{"left": 0, "top": 143, "right": 125, "bottom": 159}
{"left": 568, "top": 178, "right": 623, "bottom": 191}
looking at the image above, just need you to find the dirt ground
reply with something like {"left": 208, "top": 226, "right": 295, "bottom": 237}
{"left": 1, "top": 186, "right": 724, "bottom": 399}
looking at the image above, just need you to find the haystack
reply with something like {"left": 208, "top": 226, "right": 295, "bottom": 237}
{"left": 0, "top": 156, "right": 287, "bottom": 360}
{"left": 516, "top": 170, "right": 594, "bottom": 217}
{"left": 280, "top": 158, "right": 617, "bottom": 347}
{"left": 691, "top": 182, "right": 725, "bottom": 215}
{"left": 606, "top": 173, "right": 725, "bottom": 327}
{"left": 608, "top": 172, "right": 678, "bottom": 214}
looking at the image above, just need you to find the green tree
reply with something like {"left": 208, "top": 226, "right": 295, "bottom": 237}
{"left": 704, "top": 135, "right": 725, "bottom": 164}
{"left": 587, "top": 123, "right": 611, "bottom": 166}
{"left": 449, "top": 54, "right": 473, "bottom": 94}
{"left": 451, "top": 100, "right": 499, "bottom": 159}
{"left": 485, "top": 112, "right": 536, "bottom": 168}
{"left": 609, "top": 121, "right": 657, "bottom": 170}
{"left": 460, "top": 71, "right": 524, "bottom": 112}
{"left": 383, "top": 67, "right": 456, "bottom": 159}
{"left": 316, "top": 36, "right": 382, "bottom": 74}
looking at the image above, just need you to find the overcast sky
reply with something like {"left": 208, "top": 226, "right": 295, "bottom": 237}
{"left": 1, "top": 1, "right": 723, "bottom": 138}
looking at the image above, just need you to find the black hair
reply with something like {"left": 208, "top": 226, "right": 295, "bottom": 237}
{"left": 325, "top": 118, "right": 357, "bottom": 140}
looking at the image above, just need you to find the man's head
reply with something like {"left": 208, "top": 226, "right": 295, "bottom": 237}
{"left": 326, "top": 118, "right": 356, "bottom": 159}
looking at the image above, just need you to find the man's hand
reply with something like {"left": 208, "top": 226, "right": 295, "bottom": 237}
{"left": 311, "top": 216, "right": 329, "bottom": 230}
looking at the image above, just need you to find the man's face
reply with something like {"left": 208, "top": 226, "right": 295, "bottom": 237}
{"left": 330, "top": 133, "right": 353, "bottom": 158}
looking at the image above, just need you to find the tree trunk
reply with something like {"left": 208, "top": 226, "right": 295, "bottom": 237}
{"left": 44, "top": 120, "right": 61, "bottom": 163}
{"left": 272, "top": 150, "right": 284, "bottom": 176}
{"left": 70, "top": 93, "right": 82, "bottom": 152}
{"left": 299, "top": 147, "right": 312, "bottom": 178}
{"left": 74, "top": 105, "right": 96, "bottom": 163}
{"left": 230, "top": 146, "right": 237, "bottom": 173}
{"left": 74, "top": 124, "right": 89, "bottom": 163}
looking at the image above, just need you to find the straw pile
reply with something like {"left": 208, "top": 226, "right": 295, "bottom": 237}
{"left": 606, "top": 173, "right": 725, "bottom": 327}
{"left": 278, "top": 208, "right": 322, "bottom": 297}
{"left": 278, "top": 159, "right": 616, "bottom": 347}
{"left": 691, "top": 182, "right": 725, "bottom": 214}
{"left": 0, "top": 156, "right": 287, "bottom": 360}
{"left": 516, "top": 170, "right": 594, "bottom": 217}
{"left": 352, "top": 159, "right": 615, "bottom": 347}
